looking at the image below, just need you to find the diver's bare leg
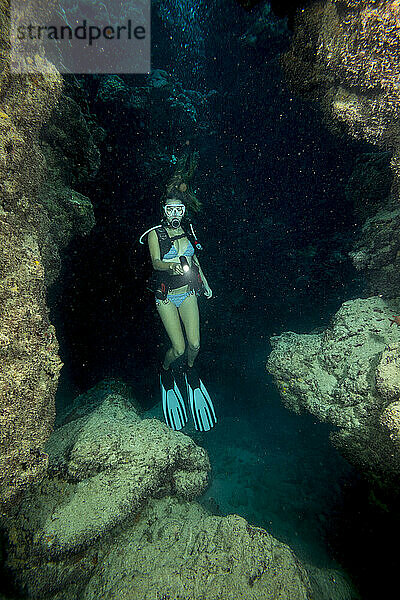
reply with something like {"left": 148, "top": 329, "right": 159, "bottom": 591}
{"left": 187, "top": 345, "right": 200, "bottom": 368}
{"left": 156, "top": 299, "right": 186, "bottom": 369}
{"left": 178, "top": 293, "right": 200, "bottom": 367}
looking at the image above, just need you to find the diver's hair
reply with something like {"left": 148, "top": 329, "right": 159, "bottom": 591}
{"left": 161, "top": 150, "right": 202, "bottom": 215}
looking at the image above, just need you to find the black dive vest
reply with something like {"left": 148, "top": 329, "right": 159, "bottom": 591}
{"left": 155, "top": 225, "right": 187, "bottom": 260}
{"left": 148, "top": 225, "right": 204, "bottom": 299}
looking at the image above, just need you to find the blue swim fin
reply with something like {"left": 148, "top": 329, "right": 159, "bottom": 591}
{"left": 160, "top": 369, "right": 187, "bottom": 431}
{"left": 185, "top": 368, "right": 217, "bottom": 432}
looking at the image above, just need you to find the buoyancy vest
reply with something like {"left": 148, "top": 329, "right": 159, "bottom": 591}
{"left": 148, "top": 225, "right": 204, "bottom": 299}
{"left": 155, "top": 225, "right": 185, "bottom": 258}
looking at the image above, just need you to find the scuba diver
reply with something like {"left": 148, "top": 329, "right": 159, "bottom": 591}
{"left": 139, "top": 188, "right": 217, "bottom": 432}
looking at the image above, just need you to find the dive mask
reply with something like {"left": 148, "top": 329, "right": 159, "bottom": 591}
{"left": 164, "top": 202, "right": 186, "bottom": 228}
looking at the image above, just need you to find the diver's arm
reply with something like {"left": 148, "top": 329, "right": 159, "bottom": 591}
{"left": 148, "top": 230, "right": 183, "bottom": 273}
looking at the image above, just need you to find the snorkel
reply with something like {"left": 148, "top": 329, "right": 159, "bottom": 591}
{"left": 164, "top": 200, "right": 186, "bottom": 229}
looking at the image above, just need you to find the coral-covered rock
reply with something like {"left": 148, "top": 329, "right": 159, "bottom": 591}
{"left": 9, "top": 389, "right": 210, "bottom": 557}
{"left": 244, "top": 0, "right": 400, "bottom": 301}
{"left": 305, "top": 564, "right": 358, "bottom": 600}
{"left": 0, "top": 6, "right": 100, "bottom": 507}
{"left": 38, "top": 87, "right": 102, "bottom": 285}
{"left": 345, "top": 152, "right": 393, "bottom": 219}
{"left": 283, "top": 2, "right": 400, "bottom": 295}
{"left": 0, "top": 5, "right": 63, "bottom": 506}
{"left": 1, "top": 385, "right": 318, "bottom": 600}
{"left": 344, "top": 151, "right": 400, "bottom": 295}
{"left": 380, "top": 400, "right": 400, "bottom": 448}
{"left": 96, "top": 75, "right": 147, "bottom": 109}
{"left": 6, "top": 494, "right": 313, "bottom": 600}
{"left": 79, "top": 498, "right": 313, "bottom": 600}
{"left": 239, "top": 2, "right": 290, "bottom": 50}
{"left": 349, "top": 207, "right": 400, "bottom": 298}
{"left": 93, "top": 69, "right": 215, "bottom": 185}
{"left": 283, "top": 1, "right": 400, "bottom": 192}
{"left": 41, "top": 92, "right": 102, "bottom": 184}
{"left": 375, "top": 344, "right": 400, "bottom": 402}
{"left": 267, "top": 296, "right": 400, "bottom": 489}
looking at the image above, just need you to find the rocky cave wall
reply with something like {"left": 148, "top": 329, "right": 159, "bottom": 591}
{"left": 267, "top": 0, "right": 400, "bottom": 495}
{"left": 0, "top": 0, "right": 101, "bottom": 508}
{"left": 282, "top": 0, "right": 400, "bottom": 296}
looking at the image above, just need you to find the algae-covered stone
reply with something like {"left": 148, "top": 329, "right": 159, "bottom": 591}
{"left": 380, "top": 401, "right": 400, "bottom": 449}
{"left": 375, "top": 344, "right": 400, "bottom": 402}
{"left": 1, "top": 385, "right": 210, "bottom": 597}
{"left": 11, "top": 391, "right": 210, "bottom": 557}
{"left": 0, "top": 0, "right": 103, "bottom": 507}
{"left": 80, "top": 497, "right": 313, "bottom": 600}
{"left": 283, "top": 1, "right": 400, "bottom": 155}
{"left": 2, "top": 385, "right": 320, "bottom": 600}
{"left": 0, "top": 2, "right": 63, "bottom": 506}
{"left": 267, "top": 296, "right": 400, "bottom": 488}
{"left": 9, "top": 496, "right": 315, "bottom": 600}
{"left": 282, "top": 0, "right": 400, "bottom": 295}
{"left": 305, "top": 564, "right": 360, "bottom": 600}
{"left": 349, "top": 207, "right": 400, "bottom": 298}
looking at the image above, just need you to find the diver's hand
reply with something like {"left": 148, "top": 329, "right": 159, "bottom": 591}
{"left": 204, "top": 285, "right": 213, "bottom": 299}
{"left": 170, "top": 263, "right": 184, "bottom": 275}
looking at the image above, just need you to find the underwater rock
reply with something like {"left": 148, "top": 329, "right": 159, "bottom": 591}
{"left": 376, "top": 345, "right": 400, "bottom": 449}
{"left": 37, "top": 183, "right": 95, "bottom": 287}
{"left": 37, "top": 85, "right": 103, "bottom": 286}
{"left": 283, "top": 0, "right": 400, "bottom": 145}
{"left": 146, "top": 69, "right": 213, "bottom": 138}
{"left": 95, "top": 75, "right": 147, "bottom": 110}
{"left": 239, "top": 2, "right": 290, "bottom": 50}
{"left": 5, "top": 389, "right": 210, "bottom": 558}
{"left": 5, "top": 495, "right": 313, "bottom": 600}
{"left": 2, "top": 386, "right": 317, "bottom": 600}
{"left": 95, "top": 69, "right": 213, "bottom": 144}
{"left": 0, "top": 0, "right": 65, "bottom": 507}
{"left": 283, "top": 0, "right": 400, "bottom": 192}
{"left": 91, "top": 68, "right": 215, "bottom": 197}
{"left": 345, "top": 152, "right": 393, "bottom": 221}
{"left": 344, "top": 151, "right": 400, "bottom": 296}
{"left": 267, "top": 296, "right": 400, "bottom": 491}
{"left": 79, "top": 497, "right": 313, "bottom": 600}
{"left": 56, "top": 377, "right": 143, "bottom": 425}
{"left": 380, "top": 400, "right": 400, "bottom": 449}
{"left": 147, "top": 68, "right": 172, "bottom": 98}
{"left": 305, "top": 563, "right": 359, "bottom": 600}
{"left": 349, "top": 206, "right": 400, "bottom": 298}
{"left": 41, "top": 92, "right": 102, "bottom": 184}
{"left": 96, "top": 75, "right": 132, "bottom": 104}
{"left": 375, "top": 344, "right": 400, "bottom": 403}
{"left": 284, "top": 3, "right": 400, "bottom": 297}
{"left": 0, "top": 61, "right": 101, "bottom": 505}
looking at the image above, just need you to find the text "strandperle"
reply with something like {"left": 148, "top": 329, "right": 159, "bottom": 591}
{"left": 17, "top": 20, "right": 146, "bottom": 46}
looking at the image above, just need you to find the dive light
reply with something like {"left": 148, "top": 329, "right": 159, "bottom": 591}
{"left": 180, "top": 256, "right": 190, "bottom": 273}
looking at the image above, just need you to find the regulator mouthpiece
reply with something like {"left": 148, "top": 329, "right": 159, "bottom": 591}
{"left": 164, "top": 202, "right": 185, "bottom": 229}
{"left": 170, "top": 217, "right": 181, "bottom": 229}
